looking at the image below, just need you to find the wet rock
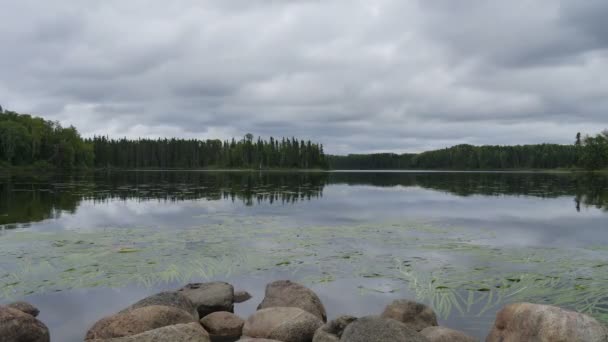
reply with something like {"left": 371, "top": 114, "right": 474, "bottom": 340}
{"left": 85, "top": 305, "right": 197, "bottom": 339}
{"left": 312, "top": 315, "right": 357, "bottom": 342}
{"left": 87, "top": 322, "right": 210, "bottom": 341}
{"left": 341, "top": 316, "right": 429, "bottom": 342}
{"left": 122, "top": 291, "right": 198, "bottom": 319}
{"left": 380, "top": 299, "right": 438, "bottom": 331}
{"left": 7, "top": 301, "right": 40, "bottom": 317}
{"left": 200, "top": 311, "right": 244, "bottom": 338}
{"left": 486, "top": 302, "right": 608, "bottom": 342}
{"left": 0, "top": 305, "right": 50, "bottom": 342}
{"left": 243, "top": 307, "right": 323, "bottom": 342}
{"left": 179, "top": 282, "right": 235, "bottom": 318}
{"left": 234, "top": 290, "right": 253, "bottom": 303}
{"left": 420, "top": 326, "right": 477, "bottom": 342}
{"left": 257, "top": 280, "right": 327, "bottom": 322}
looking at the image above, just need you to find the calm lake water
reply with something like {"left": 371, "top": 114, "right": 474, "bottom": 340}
{"left": 1, "top": 170, "right": 607, "bottom": 341}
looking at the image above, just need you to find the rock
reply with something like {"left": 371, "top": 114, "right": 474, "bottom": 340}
{"left": 178, "top": 282, "right": 235, "bottom": 317}
{"left": 87, "top": 322, "right": 210, "bottom": 341}
{"left": 121, "top": 291, "right": 198, "bottom": 319}
{"left": 257, "top": 280, "right": 327, "bottom": 322}
{"left": 313, "top": 315, "right": 357, "bottom": 342}
{"left": 0, "top": 305, "right": 50, "bottom": 342}
{"left": 380, "top": 299, "right": 438, "bottom": 331}
{"left": 7, "top": 301, "right": 40, "bottom": 317}
{"left": 486, "top": 302, "right": 608, "bottom": 342}
{"left": 200, "top": 311, "right": 244, "bottom": 338}
{"left": 235, "top": 290, "right": 253, "bottom": 303}
{"left": 85, "top": 305, "right": 197, "bottom": 339}
{"left": 420, "top": 326, "right": 477, "bottom": 342}
{"left": 341, "top": 316, "right": 429, "bottom": 342}
{"left": 243, "top": 307, "right": 323, "bottom": 342}
{"left": 238, "top": 339, "right": 283, "bottom": 342}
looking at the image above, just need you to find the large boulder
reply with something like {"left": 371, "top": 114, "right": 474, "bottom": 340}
{"left": 340, "top": 316, "right": 429, "bottom": 342}
{"left": 380, "top": 299, "right": 438, "bottom": 331}
{"left": 85, "top": 305, "right": 197, "bottom": 339}
{"left": 243, "top": 307, "right": 323, "bottom": 342}
{"left": 178, "top": 282, "right": 235, "bottom": 318}
{"left": 0, "top": 305, "right": 50, "bottom": 342}
{"left": 257, "top": 280, "right": 327, "bottom": 322}
{"left": 420, "top": 326, "right": 477, "bottom": 342}
{"left": 7, "top": 301, "right": 40, "bottom": 317}
{"left": 121, "top": 291, "right": 198, "bottom": 319}
{"left": 200, "top": 311, "right": 244, "bottom": 338}
{"left": 87, "top": 322, "right": 210, "bottom": 341}
{"left": 313, "top": 315, "right": 357, "bottom": 342}
{"left": 486, "top": 302, "right": 608, "bottom": 342}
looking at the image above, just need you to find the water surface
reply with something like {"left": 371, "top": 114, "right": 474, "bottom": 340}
{"left": 1, "top": 171, "right": 607, "bottom": 341}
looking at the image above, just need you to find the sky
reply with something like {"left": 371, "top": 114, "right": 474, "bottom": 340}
{"left": 1, "top": 0, "right": 607, "bottom": 154}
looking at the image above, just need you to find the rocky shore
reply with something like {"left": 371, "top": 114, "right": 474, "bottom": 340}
{"left": 2, "top": 279, "right": 607, "bottom": 341}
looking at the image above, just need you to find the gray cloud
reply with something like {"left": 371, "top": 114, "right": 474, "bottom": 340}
{"left": 0, "top": 0, "right": 607, "bottom": 153}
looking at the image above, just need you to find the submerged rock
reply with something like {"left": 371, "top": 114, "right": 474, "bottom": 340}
{"left": 257, "top": 280, "right": 327, "bottom": 322}
{"left": 486, "top": 302, "right": 608, "bottom": 342}
{"left": 87, "top": 322, "right": 210, "bottom": 341}
{"left": 234, "top": 290, "right": 253, "bottom": 303}
{"left": 312, "top": 315, "right": 357, "bottom": 342}
{"left": 85, "top": 305, "right": 196, "bottom": 339}
{"left": 121, "top": 291, "right": 198, "bottom": 319}
{"left": 178, "top": 282, "right": 235, "bottom": 318}
{"left": 420, "top": 326, "right": 477, "bottom": 342}
{"left": 7, "top": 301, "right": 40, "bottom": 317}
{"left": 340, "top": 316, "right": 429, "bottom": 342}
{"left": 243, "top": 306, "right": 323, "bottom": 342}
{"left": 200, "top": 311, "right": 244, "bottom": 338}
{"left": 380, "top": 299, "right": 438, "bottom": 331}
{"left": 0, "top": 305, "right": 50, "bottom": 342}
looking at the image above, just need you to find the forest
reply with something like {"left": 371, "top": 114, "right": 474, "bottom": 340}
{"left": 0, "top": 107, "right": 328, "bottom": 170}
{"left": 0, "top": 107, "right": 607, "bottom": 171}
{"left": 327, "top": 132, "right": 608, "bottom": 171}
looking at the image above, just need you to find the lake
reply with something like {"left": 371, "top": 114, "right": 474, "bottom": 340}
{"left": 1, "top": 170, "right": 607, "bottom": 341}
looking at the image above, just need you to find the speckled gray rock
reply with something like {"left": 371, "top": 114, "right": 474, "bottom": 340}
{"left": 178, "top": 282, "right": 235, "bottom": 317}
{"left": 243, "top": 307, "right": 323, "bottom": 342}
{"left": 234, "top": 290, "right": 253, "bottom": 303}
{"left": 87, "top": 322, "right": 210, "bottom": 341}
{"left": 200, "top": 311, "right": 244, "bottom": 338}
{"left": 7, "top": 301, "right": 40, "bottom": 317}
{"left": 340, "top": 316, "right": 429, "bottom": 342}
{"left": 257, "top": 280, "right": 327, "bottom": 322}
{"left": 121, "top": 291, "right": 198, "bottom": 318}
{"left": 486, "top": 302, "right": 608, "bottom": 342}
{"left": 313, "top": 315, "right": 357, "bottom": 342}
{"left": 85, "top": 305, "right": 197, "bottom": 339}
{"left": 0, "top": 305, "right": 50, "bottom": 342}
{"left": 420, "top": 326, "right": 477, "bottom": 342}
{"left": 381, "top": 299, "right": 438, "bottom": 331}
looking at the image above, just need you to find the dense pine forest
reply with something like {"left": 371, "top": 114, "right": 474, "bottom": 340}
{"left": 0, "top": 107, "right": 607, "bottom": 171}
{"left": 0, "top": 108, "right": 328, "bottom": 170}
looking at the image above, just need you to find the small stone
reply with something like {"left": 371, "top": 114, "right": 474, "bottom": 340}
{"left": 121, "top": 291, "right": 198, "bottom": 319}
{"left": 341, "top": 316, "right": 429, "bottom": 342}
{"left": 235, "top": 290, "right": 253, "bottom": 303}
{"left": 0, "top": 305, "right": 49, "bottom": 342}
{"left": 313, "top": 315, "right": 357, "bottom": 342}
{"left": 381, "top": 299, "right": 438, "bottom": 331}
{"left": 200, "top": 311, "right": 244, "bottom": 338}
{"left": 257, "top": 280, "right": 327, "bottom": 322}
{"left": 7, "top": 301, "right": 40, "bottom": 317}
{"left": 179, "top": 282, "right": 235, "bottom": 318}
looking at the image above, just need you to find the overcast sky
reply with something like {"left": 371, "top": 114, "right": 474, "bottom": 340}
{"left": 1, "top": 0, "right": 607, "bottom": 154}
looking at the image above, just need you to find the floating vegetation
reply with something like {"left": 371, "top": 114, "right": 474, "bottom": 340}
{"left": 1, "top": 215, "right": 608, "bottom": 325}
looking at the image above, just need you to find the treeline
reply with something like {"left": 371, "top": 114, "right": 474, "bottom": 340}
{"left": 0, "top": 107, "right": 93, "bottom": 169}
{"left": 0, "top": 107, "right": 328, "bottom": 169}
{"left": 88, "top": 135, "right": 328, "bottom": 169}
{"left": 328, "top": 133, "right": 608, "bottom": 171}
